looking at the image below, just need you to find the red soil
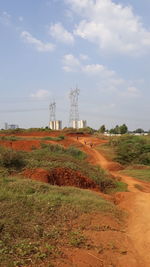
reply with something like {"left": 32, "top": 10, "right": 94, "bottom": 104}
{"left": 23, "top": 168, "right": 50, "bottom": 183}
{"left": 22, "top": 167, "right": 97, "bottom": 189}
{"left": 0, "top": 140, "right": 41, "bottom": 151}
{"left": 1, "top": 131, "right": 150, "bottom": 266}
{"left": 0, "top": 131, "right": 63, "bottom": 137}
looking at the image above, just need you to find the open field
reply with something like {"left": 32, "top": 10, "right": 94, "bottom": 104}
{"left": 1, "top": 130, "right": 150, "bottom": 266}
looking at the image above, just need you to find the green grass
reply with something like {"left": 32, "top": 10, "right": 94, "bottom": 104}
{"left": 119, "top": 168, "right": 150, "bottom": 182}
{"left": 0, "top": 136, "right": 23, "bottom": 141}
{"left": 40, "top": 135, "right": 65, "bottom": 141}
{"left": 96, "top": 143, "right": 117, "bottom": 161}
{"left": 107, "top": 181, "right": 128, "bottom": 193}
{"left": 0, "top": 176, "right": 122, "bottom": 267}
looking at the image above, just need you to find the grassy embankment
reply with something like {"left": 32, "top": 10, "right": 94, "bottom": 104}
{"left": 0, "top": 140, "right": 125, "bottom": 266}
{"left": 0, "top": 176, "right": 122, "bottom": 267}
{"left": 0, "top": 142, "right": 126, "bottom": 193}
{"left": 0, "top": 135, "right": 65, "bottom": 142}
{"left": 99, "top": 135, "right": 150, "bottom": 182}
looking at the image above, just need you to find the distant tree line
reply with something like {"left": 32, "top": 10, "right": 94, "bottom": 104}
{"left": 98, "top": 124, "right": 150, "bottom": 135}
{"left": 99, "top": 124, "right": 128, "bottom": 134}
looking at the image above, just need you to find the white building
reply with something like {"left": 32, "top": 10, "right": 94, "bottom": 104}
{"left": 49, "top": 120, "right": 62, "bottom": 130}
{"left": 72, "top": 120, "right": 87, "bottom": 129}
{"left": 5, "top": 123, "right": 19, "bottom": 130}
{"left": 78, "top": 120, "right": 87, "bottom": 129}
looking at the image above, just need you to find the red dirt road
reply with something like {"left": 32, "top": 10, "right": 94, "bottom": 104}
{"left": 78, "top": 136, "right": 150, "bottom": 267}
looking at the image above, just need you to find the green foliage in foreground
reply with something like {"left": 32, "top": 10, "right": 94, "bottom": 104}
{"left": 120, "top": 168, "right": 150, "bottom": 182}
{"left": 109, "top": 135, "right": 150, "bottom": 165}
{"left": 0, "top": 176, "right": 122, "bottom": 267}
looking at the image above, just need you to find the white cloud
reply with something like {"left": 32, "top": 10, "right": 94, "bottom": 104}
{"left": 82, "top": 64, "right": 116, "bottom": 78}
{"left": 21, "top": 31, "right": 55, "bottom": 52}
{"left": 30, "top": 90, "right": 51, "bottom": 99}
{"left": 62, "top": 53, "right": 140, "bottom": 97}
{"left": 66, "top": 0, "right": 150, "bottom": 55}
{"left": 49, "top": 23, "right": 74, "bottom": 44}
{"left": 62, "top": 54, "right": 80, "bottom": 72}
{"left": 0, "top": 11, "right": 11, "bottom": 26}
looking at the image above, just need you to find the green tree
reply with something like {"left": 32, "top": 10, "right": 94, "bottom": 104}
{"left": 134, "top": 128, "right": 144, "bottom": 133}
{"left": 99, "top": 125, "right": 106, "bottom": 133}
{"left": 119, "top": 124, "right": 128, "bottom": 134}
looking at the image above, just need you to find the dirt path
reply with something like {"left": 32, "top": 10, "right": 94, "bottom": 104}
{"left": 77, "top": 137, "right": 150, "bottom": 267}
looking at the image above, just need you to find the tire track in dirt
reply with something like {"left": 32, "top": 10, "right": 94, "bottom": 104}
{"left": 77, "top": 137, "right": 150, "bottom": 267}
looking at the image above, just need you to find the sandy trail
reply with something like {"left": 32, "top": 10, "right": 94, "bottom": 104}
{"left": 77, "top": 137, "right": 150, "bottom": 267}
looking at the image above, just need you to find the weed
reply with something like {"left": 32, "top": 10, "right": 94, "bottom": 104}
{"left": 69, "top": 231, "right": 86, "bottom": 247}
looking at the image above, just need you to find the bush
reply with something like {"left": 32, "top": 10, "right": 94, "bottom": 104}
{"left": 111, "top": 135, "right": 150, "bottom": 165}
{"left": 0, "top": 148, "right": 26, "bottom": 170}
{"left": 66, "top": 146, "right": 86, "bottom": 160}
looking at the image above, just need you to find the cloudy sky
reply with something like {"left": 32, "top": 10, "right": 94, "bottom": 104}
{"left": 0, "top": 0, "right": 150, "bottom": 130}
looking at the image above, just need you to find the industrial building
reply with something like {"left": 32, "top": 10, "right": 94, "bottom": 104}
{"left": 5, "top": 123, "right": 19, "bottom": 130}
{"left": 72, "top": 120, "right": 87, "bottom": 129}
{"left": 78, "top": 120, "right": 87, "bottom": 129}
{"left": 49, "top": 120, "right": 62, "bottom": 130}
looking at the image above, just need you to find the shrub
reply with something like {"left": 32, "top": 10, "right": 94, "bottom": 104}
{"left": 66, "top": 146, "right": 86, "bottom": 160}
{"left": 0, "top": 148, "right": 26, "bottom": 170}
{"left": 111, "top": 135, "right": 150, "bottom": 165}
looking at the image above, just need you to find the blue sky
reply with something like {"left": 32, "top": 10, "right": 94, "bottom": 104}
{"left": 0, "top": 0, "right": 150, "bottom": 130}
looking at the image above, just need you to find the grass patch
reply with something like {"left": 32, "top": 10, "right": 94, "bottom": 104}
{"left": 0, "top": 136, "right": 23, "bottom": 141}
{"left": 40, "top": 135, "right": 65, "bottom": 141}
{"left": 119, "top": 168, "right": 150, "bottom": 182}
{"left": 69, "top": 231, "right": 86, "bottom": 247}
{"left": 107, "top": 181, "right": 128, "bottom": 193}
{"left": 96, "top": 143, "right": 117, "bottom": 161}
{"left": 0, "top": 176, "right": 121, "bottom": 266}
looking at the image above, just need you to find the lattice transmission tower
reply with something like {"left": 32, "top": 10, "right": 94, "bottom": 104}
{"left": 69, "top": 88, "right": 80, "bottom": 128}
{"left": 49, "top": 101, "right": 56, "bottom": 122}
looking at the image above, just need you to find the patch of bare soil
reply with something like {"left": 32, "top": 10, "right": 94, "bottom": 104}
{"left": 54, "top": 213, "right": 141, "bottom": 267}
{"left": 0, "top": 140, "right": 41, "bottom": 151}
{"left": 22, "top": 167, "right": 97, "bottom": 189}
{"left": 22, "top": 168, "right": 50, "bottom": 183}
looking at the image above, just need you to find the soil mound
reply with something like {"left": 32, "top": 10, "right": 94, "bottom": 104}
{"left": 48, "top": 167, "right": 97, "bottom": 189}
{"left": 22, "top": 167, "right": 97, "bottom": 189}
